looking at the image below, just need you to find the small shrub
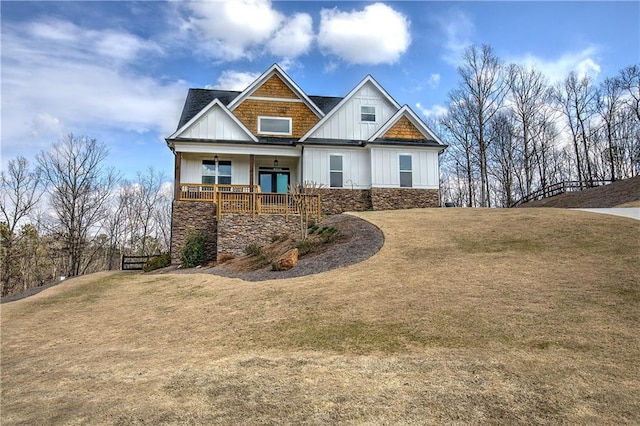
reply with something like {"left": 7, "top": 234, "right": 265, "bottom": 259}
{"left": 271, "top": 233, "right": 289, "bottom": 243}
{"left": 244, "top": 243, "right": 264, "bottom": 257}
{"left": 320, "top": 226, "right": 339, "bottom": 242}
{"left": 308, "top": 224, "right": 319, "bottom": 235}
{"left": 180, "top": 231, "right": 207, "bottom": 268}
{"left": 143, "top": 253, "right": 171, "bottom": 272}
{"left": 295, "top": 239, "right": 316, "bottom": 256}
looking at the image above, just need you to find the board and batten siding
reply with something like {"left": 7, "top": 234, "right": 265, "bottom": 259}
{"left": 370, "top": 147, "right": 440, "bottom": 189}
{"left": 178, "top": 106, "right": 254, "bottom": 141}
{"left": 180, "top": 154, "right": 250, "bottom": 185}
{"left": 303, "top": 148, "right": 371, "bottom": 189}
{"left": 307, "top": 82, "right": 397, "bottom": 141}
{"left": 179, "top": 153, "right": 299, "bottom": 186}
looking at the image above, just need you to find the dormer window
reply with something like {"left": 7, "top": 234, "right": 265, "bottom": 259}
{"left": 258, "top": 116, "right": 292, "bottom": 135}
{"left": 361, "top": 106, "right": 376, "bottom": 122}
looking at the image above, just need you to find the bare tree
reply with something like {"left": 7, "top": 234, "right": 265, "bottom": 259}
{"left": 618, "top": 64, "right": 640, "bottom": 122}
{"left": 0, "top": 156, "right": 44, "bottom": 295}
{"left": 552, "top": 72, "right": 597, "bottom": 184}
{"left": 441, "top": 97, "right": 478, "bottom": 207}
{"left": 36, "top": 134, "right": 118, "bottom": 277}
{"left": 454, "top": 44, "right": 509, "bottom": 206}
{"left": 507, "top": 64, "right": 551, "bottom": 194}
{"left": 596, "top": 77, "right": 624, "bottom": 181}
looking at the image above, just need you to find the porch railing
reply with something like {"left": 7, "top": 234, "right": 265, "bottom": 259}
{"left": 178, "top": 183, "right": 320, "bottom": 221}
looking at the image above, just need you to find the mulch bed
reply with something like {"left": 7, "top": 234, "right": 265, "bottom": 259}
{"left": 156, "top": 214, "right": 384, "bottom": 281}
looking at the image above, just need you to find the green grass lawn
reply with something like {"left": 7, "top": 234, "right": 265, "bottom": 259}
{"left": 1, "top": 208, "right": 639, "bottom": 424}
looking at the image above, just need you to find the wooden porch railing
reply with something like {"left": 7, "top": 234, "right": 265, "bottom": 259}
{"left": 178, "top": 184, "right": 320, "bottom": 221}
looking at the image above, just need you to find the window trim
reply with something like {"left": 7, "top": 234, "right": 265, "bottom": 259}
{"left": 202, "top": 159, "right": 232, "bottom": 185}
{"left": 398, "top": 154, "right": 413, "bottom": 188}
{"left": 329, "top": 154, "right": 344, "bottom": 188}
{"left": 258, "top": 116, "right": 292, "bottom": 135}
{"left": 360, "top": 105, "right": 376, "bottom": 123}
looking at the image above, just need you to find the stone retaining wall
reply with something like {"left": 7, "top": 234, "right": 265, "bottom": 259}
{"left": 316, "top": 188, "right": 372, "bottom": 214}
{"left": 170, "top": 201, "right": 217, "bottom": 264}
{"left": 217, "top": 214, "right": 302, "bottom": 256}
{"left": 371, "top": 188, "right": 440, "bottom": 210}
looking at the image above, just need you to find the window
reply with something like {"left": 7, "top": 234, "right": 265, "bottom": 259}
{"left": 361, "top": 106, "right": 376, "bottom": 122}
{"left": 329, "top": 155, "right": 343, "bottom": 188}
{"left": 202, "top": 160, "right": 232, "bottom": 185}
{"left": 399, "top": 155, "right": 412, "bottom": 188}
{"left": 258, "top": 116, "right": 292, "bottom": 135}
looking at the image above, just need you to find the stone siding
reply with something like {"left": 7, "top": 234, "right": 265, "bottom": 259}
{"left": 383, "top": 116, "right": 425, "bottom": 139}
{"left": 316, "top": 188, "right": 372, "bottom": 214}
{"left": 218, "top": 214, "right": 302, "bottom": 256}
{"left": 371, "top": 188, "right": 440, "bottom": 210}
{"left": 170, "top": 201, "right": 217, "bottom": 265}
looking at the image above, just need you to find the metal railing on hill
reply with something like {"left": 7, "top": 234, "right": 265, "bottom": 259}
{"left": 177, "top": 183, "right": 321, "bottom": 221}
{"left": 510, "top": 180, "right": 612, "bottom": 207}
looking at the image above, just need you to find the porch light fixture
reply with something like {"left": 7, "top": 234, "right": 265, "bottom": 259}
{"left": 273, "top": 158, "right": 279, "bottom": 167}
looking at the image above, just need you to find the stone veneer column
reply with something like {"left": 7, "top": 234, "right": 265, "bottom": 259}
{"left": 370, "top": 188, "right": 440, "bottom": 210}
{"left": 170, "top": 201, "right": 217, "bottom": 265}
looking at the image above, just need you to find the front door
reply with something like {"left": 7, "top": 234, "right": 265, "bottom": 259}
{"left": 259, "top": 168, "right": 290, "bottom": 193}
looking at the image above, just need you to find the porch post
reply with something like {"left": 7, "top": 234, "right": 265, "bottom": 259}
{"left": 174, "top": 151, "right": 182, "bottom": 200}
{"left": 249, "top": 154, "right": 255, "bottom": 189}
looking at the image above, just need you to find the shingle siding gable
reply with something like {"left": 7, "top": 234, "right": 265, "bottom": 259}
{"left": 383, "top": 116, "right": 425, "bottom": 140}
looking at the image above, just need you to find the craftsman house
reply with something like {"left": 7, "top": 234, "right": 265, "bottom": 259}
{"left": 167, "top": 64, "right": 446, "bottom": 263}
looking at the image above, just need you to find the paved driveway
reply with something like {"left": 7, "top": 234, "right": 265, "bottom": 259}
{"left": 574, "top": 208, "right": 640, "bottom": 220}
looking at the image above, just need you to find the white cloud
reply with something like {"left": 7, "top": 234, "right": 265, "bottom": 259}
{"left": 427, "top": 73, "right": 441, "bottom": 89}
{"left": 181, "top": 0, "right": 284, "bottom": 60}
{"left": 1, "top": 19, "right": 186, "bottom": 161}
{"left": 416, "top": 102, "right": 448, "bottom": 119}
{"left": 180, "top": 0, "right": 313, "bottom": 61}
{"left": 435, "top": 9, "right": 474, "bottom": 66}
{"left": 318, "top": 3, "right": 411, "bottom": 65}
{"left": 510, "top": 46, "right": 602, "bottom": 82}
{"left": 208, "top": 70, "right": 261, "bottom": 91}
{"left": 268, "top": 13, "right": 314, "bottom": 58}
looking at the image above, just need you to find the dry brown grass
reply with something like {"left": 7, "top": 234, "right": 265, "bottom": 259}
{"left": 2, "top": 208, "right": 639, "bottom": 425}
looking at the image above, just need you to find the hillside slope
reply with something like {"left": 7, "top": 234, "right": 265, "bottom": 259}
{"left": 519, "top": 175, "right": 640, "bottom": 208}
{"left": 1, "top": 208, "right": 638, "bottom": 425}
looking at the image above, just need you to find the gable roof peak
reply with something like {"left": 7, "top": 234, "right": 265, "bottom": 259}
{"left": 226, "top": 64, "right": 324, "bottom": 118}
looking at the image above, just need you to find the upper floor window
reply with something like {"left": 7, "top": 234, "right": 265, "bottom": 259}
{"left": 203, "top": 160, "right": 232, "bottom": 185}
{"left": 329, "top": 155, "right": 343, "bottom": 188}
{"left": 258, "top": 116, "right": 292, "bottom": 135}
{"left": 361, "top": 106, "right": 376, "bottom": 122}
{"left": 399, "top": 154, "right": 412, "bottom": 188}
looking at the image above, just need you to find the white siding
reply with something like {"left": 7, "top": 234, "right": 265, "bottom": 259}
{"left": 307, "top": 82, "right": 397, "bottom": 141}
{"left": 180, "top": 154, "right": 250, "bottom": 184}
{"left": 178, "top": 107, "right": 253, "bottom": 141}
{"left": 303, "top": 147, "right": 371, "bottom": 188}
{"left": 370, "top": 147, "right": 440, "bottom": 189}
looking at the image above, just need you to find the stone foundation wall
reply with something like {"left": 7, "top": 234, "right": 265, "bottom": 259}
{"left": 370, "top": 188, "right": 440, "bottom": 210}
{"left": 170, "top": 201, "right": 217, "bottom": 264}
{"left": 316, "top": 188, "right": 373, "bottom": 214}
{"left": 217, "top": 214, "right": 302, "bottom": 256}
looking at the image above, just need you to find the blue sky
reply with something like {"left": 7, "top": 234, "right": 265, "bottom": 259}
{"left": 2, "top": 1, "right": 638, "bottom": 181}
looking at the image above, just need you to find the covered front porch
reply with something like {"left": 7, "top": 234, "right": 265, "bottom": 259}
{"left": 176, "top": 184, "right": 320, "bottom": 221}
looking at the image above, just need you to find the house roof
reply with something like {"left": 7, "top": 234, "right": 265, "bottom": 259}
{"left": 176, "top": 89, "right": 342, "bottom": 131}
{"left": 299, "top": 75, "right": 402, "bottom": 142}
{"left": 368, "top": 105, "right": 446, "bottom": 146}
{"left": 227, "top": 64, "right": 325, "bottom": 118}
{"left": 169, "top": 98, "right": 259, "bottom": 142}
